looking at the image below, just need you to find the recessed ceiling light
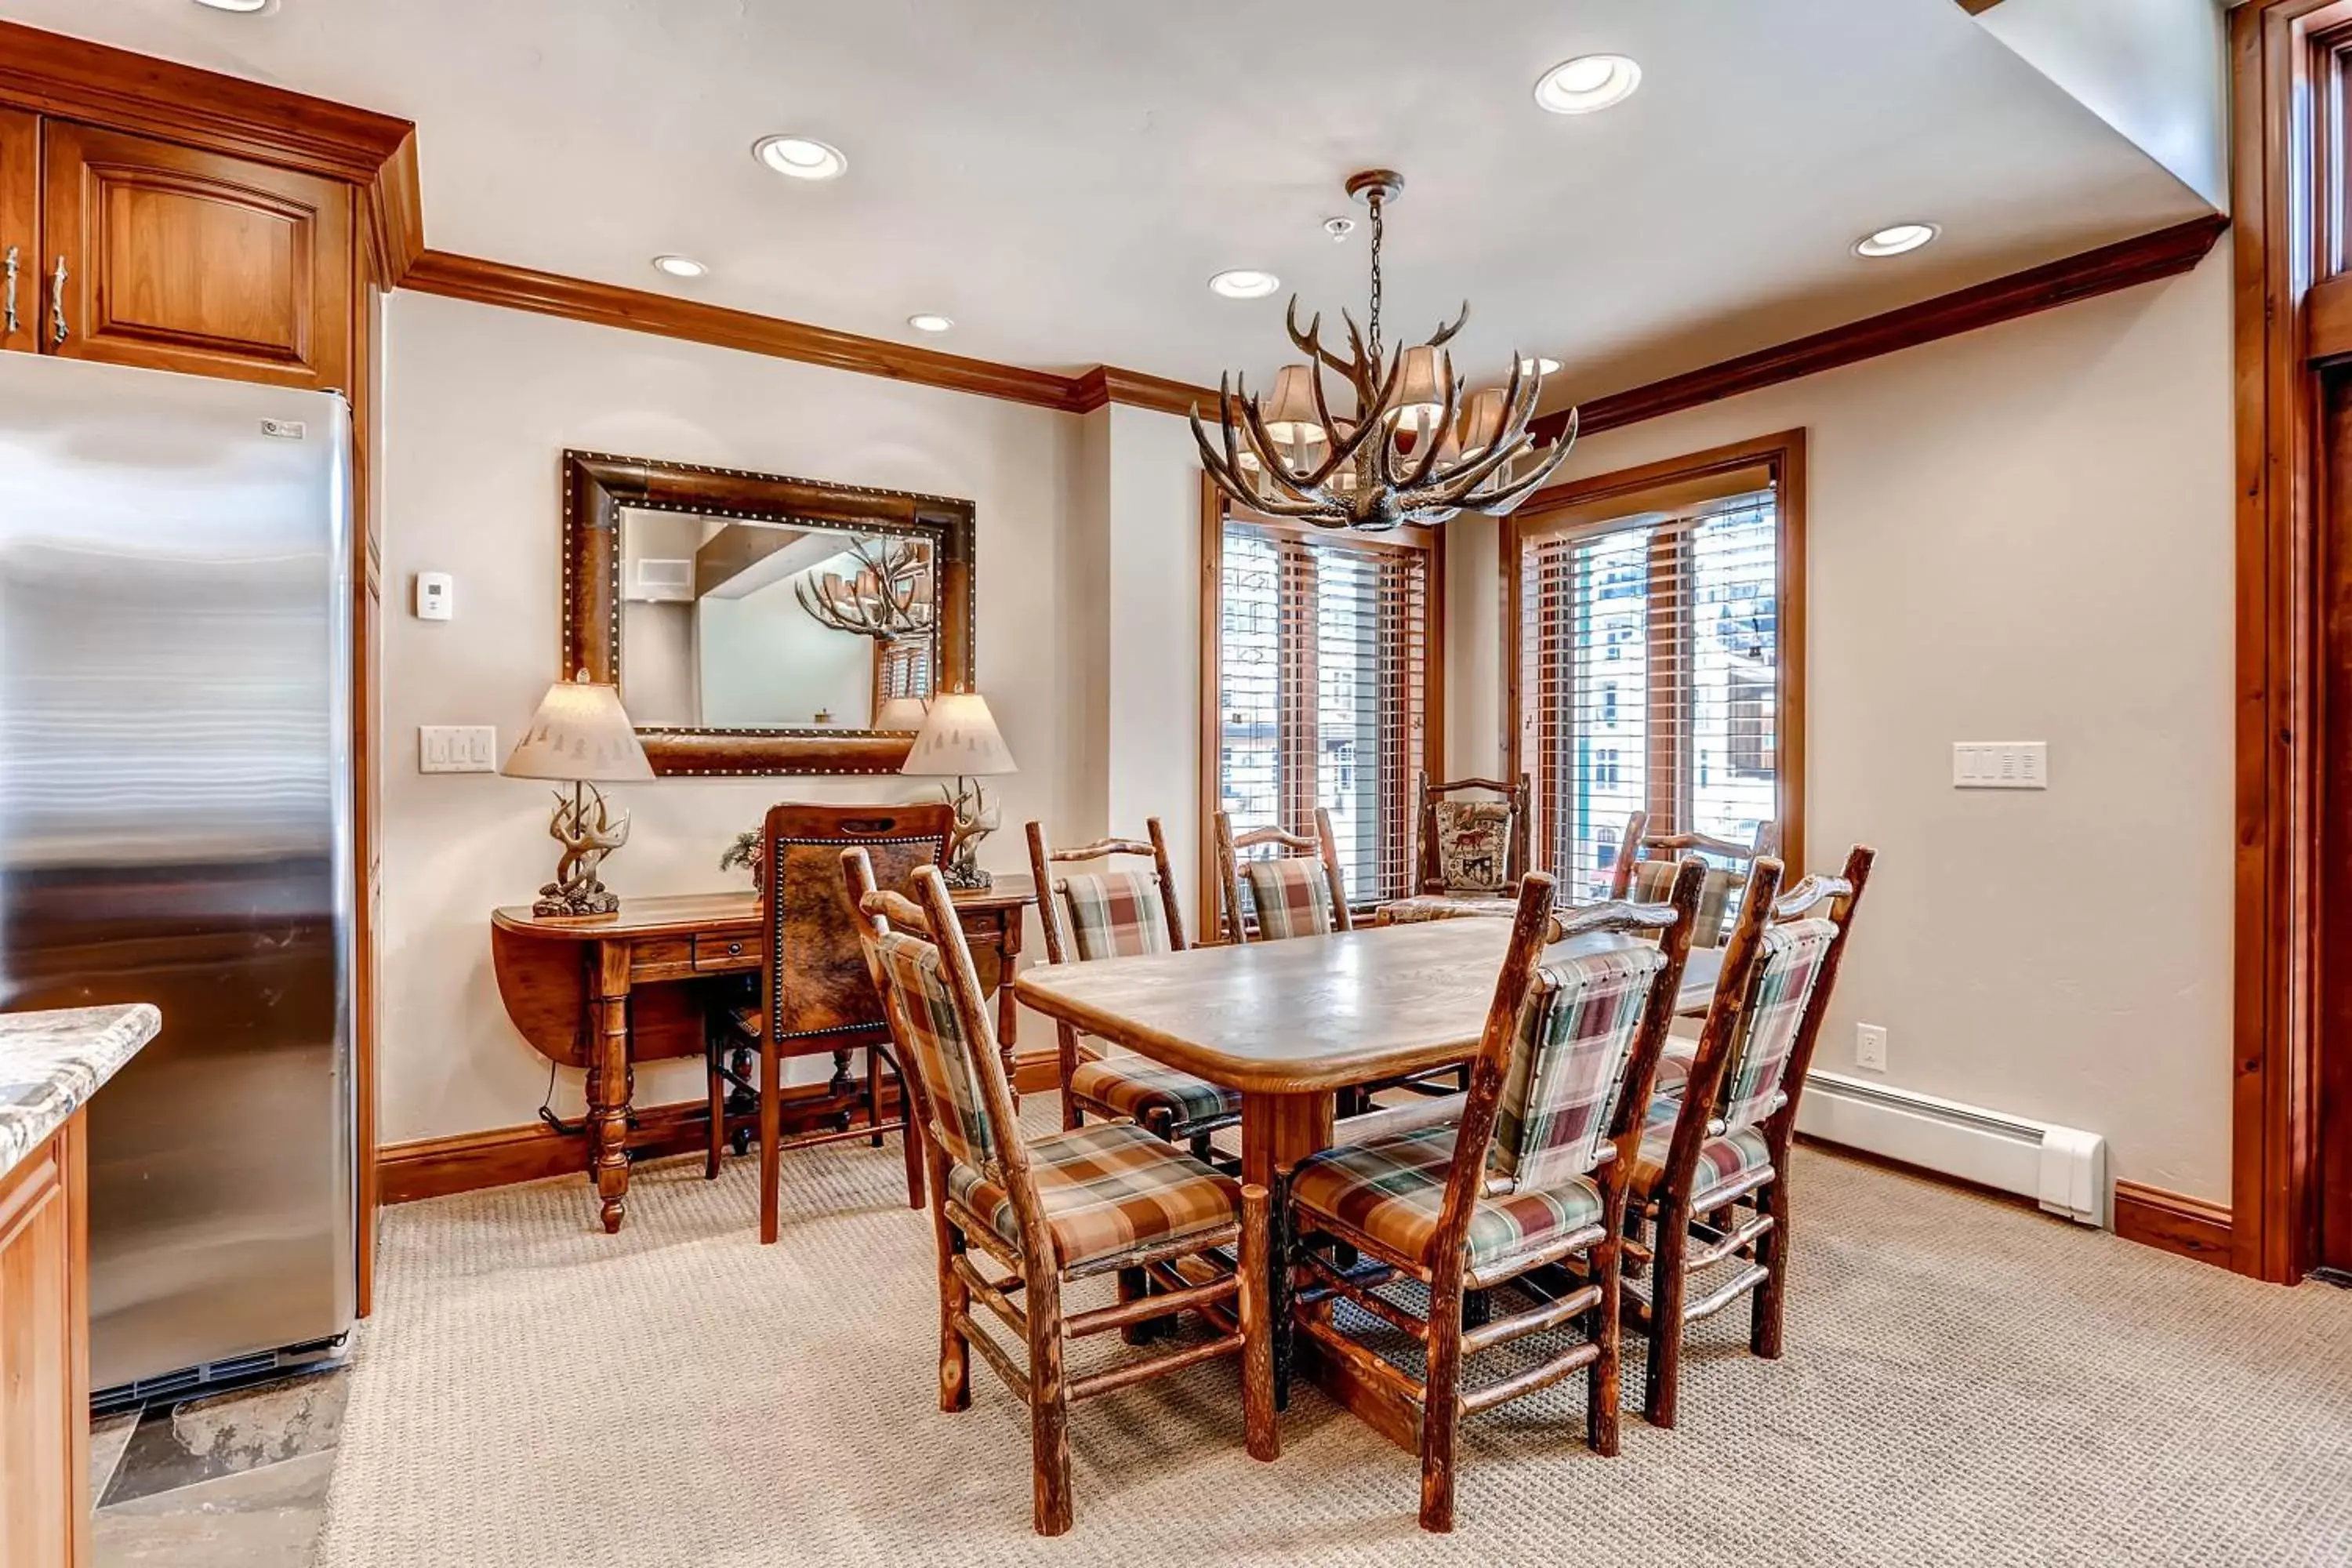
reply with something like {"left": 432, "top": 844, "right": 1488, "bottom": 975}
{"left": 651, "top": 255, "right": 709, "bottom": 280}
{"left": 907, "top": 313, "right": 954, "bottom": 333}
{"left": 1534, "top": 54, "right": 1642, "bottom": 115}
{"left": 1854, "top": 222, "right": 1939, "bottom": 258}
{"left": 193, "top": 0, "right": 271, "bottom": 11}
{"left": 1209, "top": 269, "right": 1282, "bottom": 300}
{"left": 753, "top": 136, "right": 848, "bottom": 181}
{"left": 1520, "top": 356, "right": 1562, "bottom": 376}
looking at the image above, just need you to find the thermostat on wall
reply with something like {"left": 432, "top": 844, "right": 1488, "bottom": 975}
{"left": 416, "top": 572, "right": 454, "bottom": 621}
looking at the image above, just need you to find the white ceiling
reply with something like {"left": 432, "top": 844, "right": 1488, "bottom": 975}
{"left": 6, "top": 0, "right": 2215, "bottom": 404}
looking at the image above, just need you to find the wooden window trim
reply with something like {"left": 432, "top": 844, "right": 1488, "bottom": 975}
{"left": 1196, "top": 477, "right": 1447, "bottom": 931}
{"left": 1502, "top": 430, "right": 1807, "bottom": 884}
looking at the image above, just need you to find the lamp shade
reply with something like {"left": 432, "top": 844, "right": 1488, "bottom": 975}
{"left": 1391, "top": 346, "right": 1449, "bottom": 430}
{"left": 874, "top": 695, "right": 929, "bottom": 731}
{"left": 901, "top": 691, "right": 1018, "bottom": 778}
{"left": 1458, "top": 387, "right": 1510, "bottom": 455}
{"left": 1261, "top": 364, "right": 1327, "bottom": 447}
{"left": 503, "top": 677, "right": 655, "bottom": 782}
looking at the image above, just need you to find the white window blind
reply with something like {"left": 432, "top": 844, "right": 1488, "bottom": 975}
{"left": 1516, "top": 488, "right": 1782, "bottom": 901}
{"left": 1215, "top": 519, "right": 1431, "bottom": 904}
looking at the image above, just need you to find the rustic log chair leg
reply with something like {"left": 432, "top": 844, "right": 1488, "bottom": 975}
{"left": 1189, "top": 1131, "right": 1215, "bottom": 1163}
{"left": 1240, "top": 1183, "right": 1279, "bottom": 1461}
{"left": 1272, "top": 1178, "right": 1296, "bottom": 1411}
{"left": 1588, "top": 1228, "right": 1623, "bottom": 1457}
{"left": 1116, "top": 1266, "right": 1155, "bottom": 1346}
{"left": 1751, "top": 1174, "right": 1788, "bottom": 1359}
{"left": 1026, "top": 1262, "right": 1074, "bottom": 1536}
{"left": 1420, "top": 1269, "right": 1466, "bottom": 1534}
{"left": 867, "top": 1045, "right": 887, "bottom": 1149}
{"left": 1645, "top": 1196, "right": 1691, "bottom": 1428}
{"left": 930, "top": 1151, "right": 971, "bottom": 1414}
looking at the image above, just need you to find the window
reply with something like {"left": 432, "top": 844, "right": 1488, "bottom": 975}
{"left": 1508, "top": 432, "right": 1804, "bottom": 904}
{"left": 1203, "top": 497, "right": 1440, "bottom": 918}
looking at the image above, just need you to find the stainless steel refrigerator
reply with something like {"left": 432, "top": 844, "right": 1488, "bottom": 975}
{"left": 0, "top": 353, "right": 355, "bottom": 1401}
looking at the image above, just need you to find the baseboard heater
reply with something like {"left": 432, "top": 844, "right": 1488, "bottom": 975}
{"left": 1794, "top": 1070, "right": 2107, "bottom": 1227}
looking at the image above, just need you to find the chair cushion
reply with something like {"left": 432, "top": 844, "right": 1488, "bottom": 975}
{"left": 1432, "top": 800, "right": 1515, "bottom": 894}
{"left": 1243, "top": 858, "right": 1336, "bottom": 940}
{"left": 1069, "top": 1055, "right": 1240, "bottom": 1134}
{"left": 1375, "top": 893, "right": 1513, "bottom": 925}
{"left": 948, "top": 1121, "right": 1239, "bottom": 1269}
{"left": 1651, "top": 1042, "right": 1697, "bottom": 1098}
{"left": 1631, "top": 1117, "right": 1776, "bottom": 1209}
{"left": 1059, "top": 870, "right": 1174, "bottom": 961}
{"left": 1290, "top": 1124, "right": 1605, "bottom": 1275}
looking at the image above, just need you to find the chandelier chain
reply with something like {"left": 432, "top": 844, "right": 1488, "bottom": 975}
{"left": 1367, "top": 191, "right": 1385, "bottom": 365}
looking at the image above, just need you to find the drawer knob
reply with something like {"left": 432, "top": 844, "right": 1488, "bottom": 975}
{"left": 727, "top": 942, "right": 742, "bottom": 955}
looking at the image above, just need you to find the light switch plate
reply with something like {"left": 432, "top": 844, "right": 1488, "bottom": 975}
{"left": 1952, "top": 741, "right": 2048, "bottom": 789}
{"left": 419, "top": 725, "right": 496, "bottom": 774}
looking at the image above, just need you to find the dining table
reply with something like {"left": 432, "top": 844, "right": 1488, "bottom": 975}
{"left": 1012, "top": 915, "right": 1722, "bottom": 1454}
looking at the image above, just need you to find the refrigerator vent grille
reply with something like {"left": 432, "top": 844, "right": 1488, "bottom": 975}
{"left": 91, "top": 1335, "right": 347, "bottom": 1416}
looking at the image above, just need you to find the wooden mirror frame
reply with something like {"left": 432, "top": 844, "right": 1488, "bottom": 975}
{"left": 561, "top": 450, "right": 976, "bottom": 775}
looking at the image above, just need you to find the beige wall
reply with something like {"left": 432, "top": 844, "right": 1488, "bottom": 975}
{"left": 378, "top": 292, "right": 1087, "bottom": 1142}
{"left": 1451, "top": 249, "right": 2235, "bottom": 1198}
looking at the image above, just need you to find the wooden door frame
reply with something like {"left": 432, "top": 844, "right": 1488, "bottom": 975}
{"left": 2230, "top": 0, "right": 2352, "bottom": 1284}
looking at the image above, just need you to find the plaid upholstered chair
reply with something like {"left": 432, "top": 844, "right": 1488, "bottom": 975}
{"left": 1607, "top": 822, "right": 1779, "bottom": 949}
{"left": 1024, "top": 818, "right": 1242, "bottom": 1157}
{"left": 1211, "top": 808, "right": 1352, "bottom": 945}
{"left": 844, "top": 852, "right": 1276, "bottom": 1536}
{"left": 1285, "top": 860, "right": 1705, "bottom": 1533}
{"left": 1626, "top": 844, "right": 1875, "bottom": 1428}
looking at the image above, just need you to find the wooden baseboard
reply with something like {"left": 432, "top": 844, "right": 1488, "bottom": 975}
{"left": 378, "top": 1078, "right": 905, "bottom": 1204}
{"left": 2113, "top": 1181, "right": 2234, "bottom": 1268}
{"left": 1012, "top": 1048, "right": 1065, "bottom": 1097}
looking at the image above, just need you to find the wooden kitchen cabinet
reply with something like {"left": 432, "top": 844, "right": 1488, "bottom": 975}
{"left": 0, "top": 1116, "right": 88, "bottom": 1568}
{"left": 40, "top": 120, "right": 353, "bottom": 390}
{"left": 0, "top": 107, "right": 37, "bottom": 355}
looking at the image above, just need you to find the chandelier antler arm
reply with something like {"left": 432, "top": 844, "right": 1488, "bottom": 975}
{"left": 1454, "top": 431, "right": 1577, "bottom": 517}
{"left": 1425, "top": 300, "right": 1470, "bottom": 350}
{"left": 1287, "top": 297, "right": 1363, "bottom": 383}
{"left": 1339, "top": 309, "right": 1384, "bottom": 407}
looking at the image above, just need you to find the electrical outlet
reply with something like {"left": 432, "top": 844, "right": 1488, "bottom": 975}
{"left": 1855, "top": 1022, "right": 1889, "bottom": 1073}
{"left": 419, "top": 725, "right": 497, "bottom": 774}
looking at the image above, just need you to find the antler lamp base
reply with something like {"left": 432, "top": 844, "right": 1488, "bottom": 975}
{"left": 532, "top": 779, "right": 633, "bottom": 919}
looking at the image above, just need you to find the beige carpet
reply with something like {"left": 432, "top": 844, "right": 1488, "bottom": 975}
{"left": 318, "top": 1116, "right": 2352, "bottom": 1568}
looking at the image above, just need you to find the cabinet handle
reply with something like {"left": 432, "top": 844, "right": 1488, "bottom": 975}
{"left": 49, "top": 255, "right": 68, "bottom": 347}
{"left": 2, "top": 247, "right": 16, "bottom": 339}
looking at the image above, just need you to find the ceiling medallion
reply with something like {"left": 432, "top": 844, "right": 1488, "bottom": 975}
{"left": 1192, "top": 169, "right": 1577, "bottom": 532}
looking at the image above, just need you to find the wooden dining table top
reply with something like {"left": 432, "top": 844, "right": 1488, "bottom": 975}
{"left": 1014, "top": 919, "right": 1722, "bottom": 1097}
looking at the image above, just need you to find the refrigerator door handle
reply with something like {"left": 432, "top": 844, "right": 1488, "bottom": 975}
{"left": 3, "top": 245, "right": 16, "bottom": 339}
{"left": 49, "top": 253, "right": 68, "bottom": 347}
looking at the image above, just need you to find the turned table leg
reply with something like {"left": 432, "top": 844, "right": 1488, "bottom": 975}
{"left": 588, "top": 940, "right": 634, "bottom": 1234}
{"left": 1240, "top": 1090, "right": 1333, "bottom": 1413}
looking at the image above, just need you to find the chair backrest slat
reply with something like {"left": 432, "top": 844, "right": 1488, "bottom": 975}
{"left": 1610, "top": 820, "right": 1778, "bottom": 947}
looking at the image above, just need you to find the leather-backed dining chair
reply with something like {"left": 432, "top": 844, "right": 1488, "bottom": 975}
{"left": 1284, "top": 861, "right": 1704, "bottom": 1533}
{"left": 844, "top": 852, "right": 1276, "bottom": 1536}
{"left": 1024, "top": 818, "right": 1242, "bottom": 1159}
{"left": 1624, "top": 844, "right": 1876, "bottom": 1427}
{"left": 1211, "top": 808, "right": 1352, "bottom": 946}
{"left": 704, "top": 801, "right": 953, "bottom": 1243}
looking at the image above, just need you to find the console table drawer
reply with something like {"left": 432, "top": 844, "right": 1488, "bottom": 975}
{"left": 693, "top": 933, "right": 757, "bottom": 971}
{"left": 631, "top": 937, "right": 697, "bottom": 980}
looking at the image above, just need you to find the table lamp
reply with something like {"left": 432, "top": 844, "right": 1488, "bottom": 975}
{"left": 873, "top": 694, "right": 930, "bottom": 731}
{"left": 901, "top": 691, "right": 1017, "bottom": 890}
{"left": 503, "top": 673, "right": 655, "bottom": 917}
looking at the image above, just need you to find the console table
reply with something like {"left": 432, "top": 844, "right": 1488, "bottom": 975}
{"left": 490, "top": 877, "right": 1032, "bottom": 1232}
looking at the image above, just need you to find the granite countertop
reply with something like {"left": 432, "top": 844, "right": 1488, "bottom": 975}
{"left": 0, "top": 1004, "right": 162, "bottom": 1179}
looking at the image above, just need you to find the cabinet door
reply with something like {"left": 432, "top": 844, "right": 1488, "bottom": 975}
{"left": 0, "top": 1119, "right": 87, "bottom": 1568}
{"left": 42, "top": 120, "right": 352, "bottom": 390}
{"left": 0, "top": 107, "right": 36, "bottom": 356}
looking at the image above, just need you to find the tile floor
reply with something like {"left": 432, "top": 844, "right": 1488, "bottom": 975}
{"left": 89, "top": 1364, "right": 347, "bottom": 1567}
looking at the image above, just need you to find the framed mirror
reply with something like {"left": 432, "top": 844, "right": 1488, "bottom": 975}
{"left": 560, "top": 450, "right": 975, "bottom": 775}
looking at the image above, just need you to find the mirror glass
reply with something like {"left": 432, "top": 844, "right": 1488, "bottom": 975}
{"left": 615, "top": 507, "right": 938, "bottom": 731}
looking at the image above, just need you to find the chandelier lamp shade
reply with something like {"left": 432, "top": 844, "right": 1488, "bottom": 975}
{"left": 1191, "top": 169, "right": 1578, "bottom": 532}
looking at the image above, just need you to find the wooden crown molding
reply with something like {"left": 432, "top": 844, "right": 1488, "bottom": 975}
{"left": 0, "top": 20, "right": 425, "bottom": 286}
{"left": 1072, "top": 364, "right": 1216, "bottom": 418}
{"left": 1955, "top": 0, "right": 2007, "bottom": 14}
{"left": 1534, "top": 213, "right": 2228, "bottom": 443}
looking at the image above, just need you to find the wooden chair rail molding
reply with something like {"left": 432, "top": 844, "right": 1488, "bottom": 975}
{"left": 0, "top": 19, "right": 424, "bottom": 286}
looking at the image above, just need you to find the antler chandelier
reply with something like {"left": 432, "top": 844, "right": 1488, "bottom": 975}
{"left": 793, "top": 537, "right": 934, "bottom": 641}
{"left": 1191, "top": 169, "right": 1578, "bottom": 532}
